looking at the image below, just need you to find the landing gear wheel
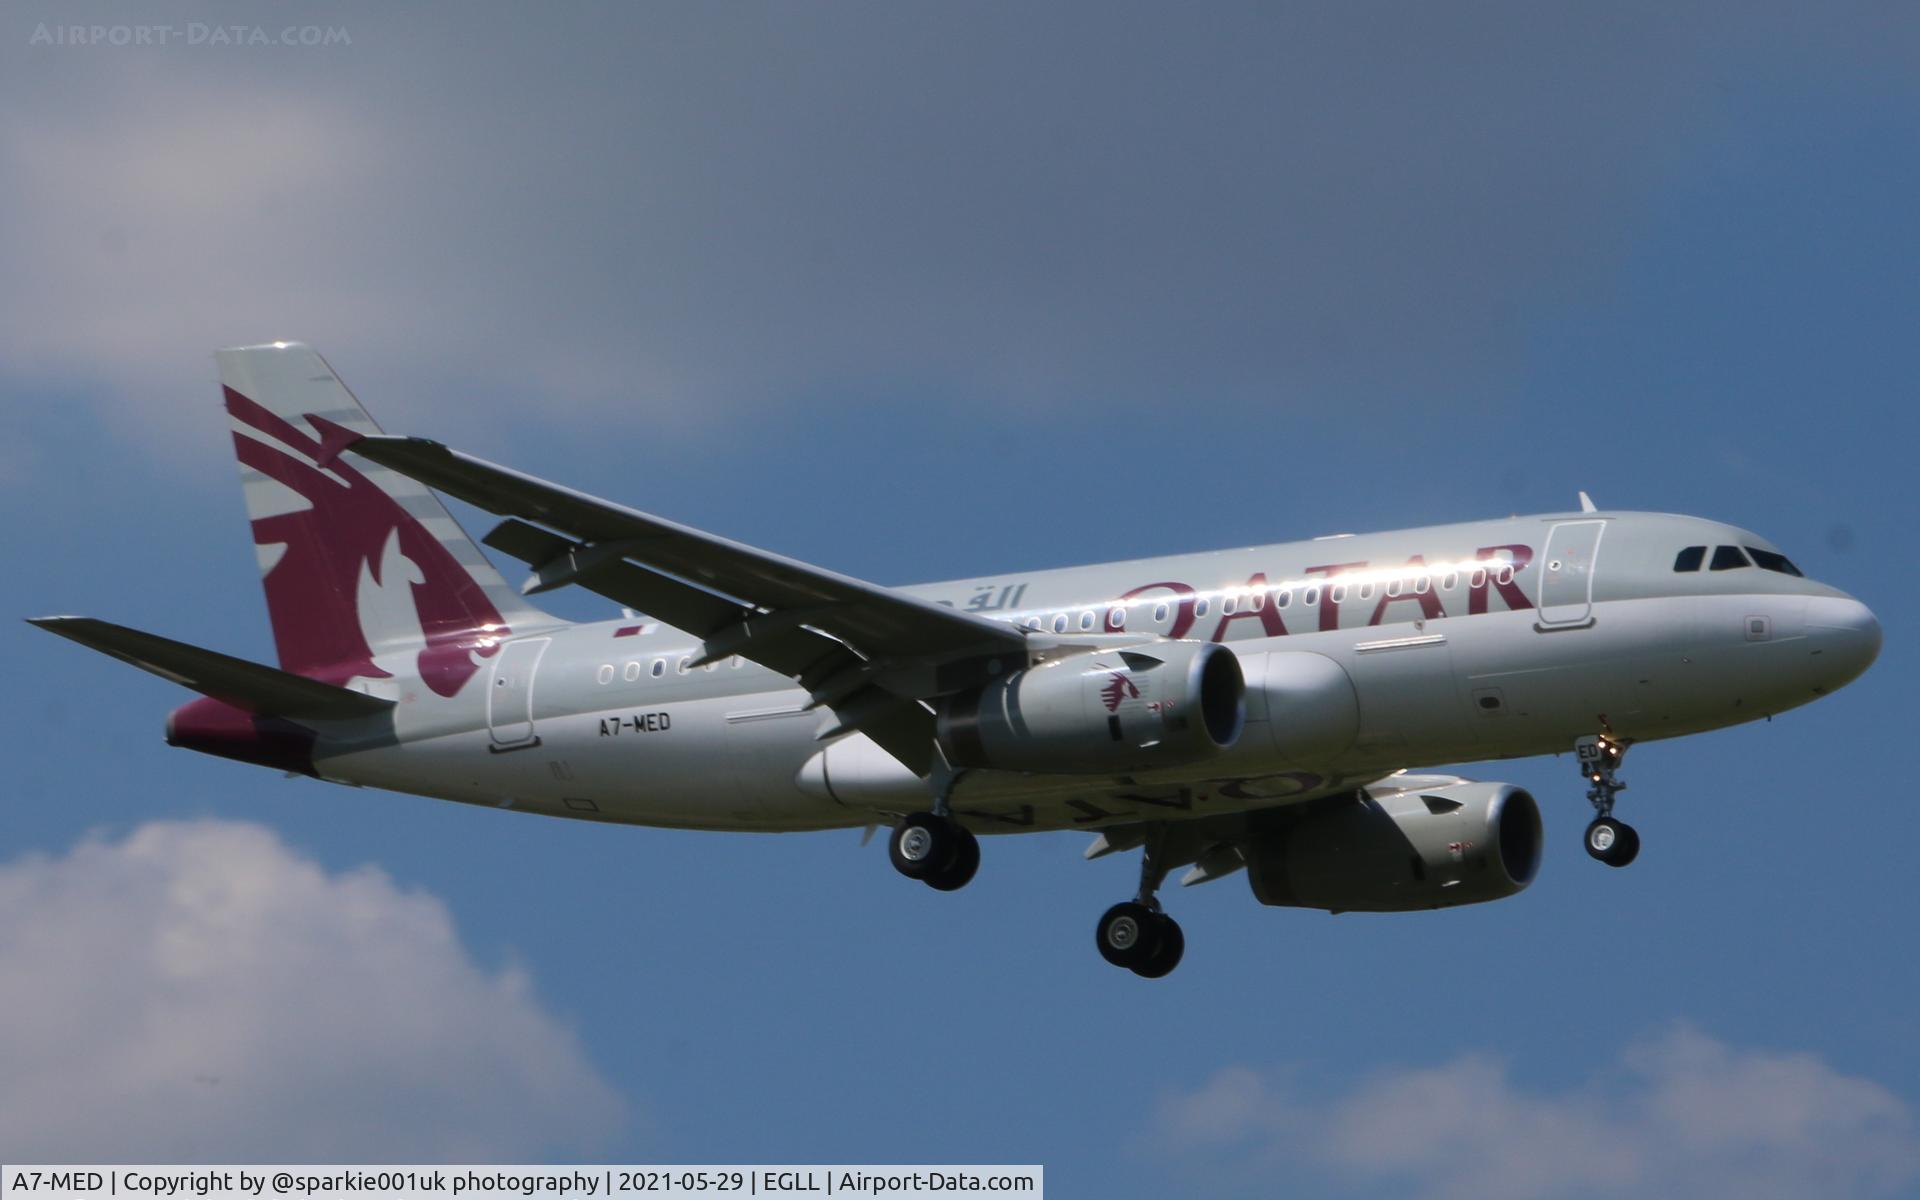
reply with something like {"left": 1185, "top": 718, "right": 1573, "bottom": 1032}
{"left": 924, "top": 825, "right": 980, "bottom": 892}
{"left": 1096, "top": 901, "right": 1156, "bottom": 969}
{"left": 1585, "top": 817, "right": 1640, "bottom": 868}
{"left": 1131, "top": 914, "right": 1185, "bottom": 979}
{"left": 889, "top": 813, "right": 979, "bottom": 890}
{"left": 890, "top": 812, "right": 957, "bottom": 881}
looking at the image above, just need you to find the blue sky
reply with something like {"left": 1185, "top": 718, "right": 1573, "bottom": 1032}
{"left": 2, "top": 4, "right": 1916, "bottom": 1195}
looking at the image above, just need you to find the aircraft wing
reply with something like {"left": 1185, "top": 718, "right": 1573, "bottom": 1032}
{"left": 1077, "top": 785, "right": 1379, "bottom": 886}
{"left": 344, "top": 432, "right": 1031, "bottom": 773}
{"left": 479, "top": 516, "right": 942, "bottom": 771}
{"left": 1074, "top": 771, "right": 1429, "bottom": 888}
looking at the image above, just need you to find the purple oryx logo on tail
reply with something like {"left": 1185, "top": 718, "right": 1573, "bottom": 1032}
{"left": 226, "top": 386, "right": 509, "bottom": 697}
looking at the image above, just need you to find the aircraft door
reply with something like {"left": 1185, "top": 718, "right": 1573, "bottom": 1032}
{"left": 488, "top": 636, "right": 549, "bottom": 750}
{"left": 1537, "top": 520, "right": 1606, "bottom": 628}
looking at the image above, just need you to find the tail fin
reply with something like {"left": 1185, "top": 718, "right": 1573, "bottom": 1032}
{"left": 216, "top": 342, "right": 556, "bottom": 697}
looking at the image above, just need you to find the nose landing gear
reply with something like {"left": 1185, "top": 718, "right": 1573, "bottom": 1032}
{"left": 1577, "top": 729, "right": 1639, "bottom": 868}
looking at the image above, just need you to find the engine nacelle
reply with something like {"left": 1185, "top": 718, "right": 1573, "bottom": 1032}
{"left": 936, "top": 641, "right": 1245, "bottom": 774}
{"left": 1245, "top": 779, "right": 1542, "bottom": 912}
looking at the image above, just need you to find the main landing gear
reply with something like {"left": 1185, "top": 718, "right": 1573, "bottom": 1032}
{"left": 888, "top": 811, "right": 980, "bottom": 891}
{"left": 885, "top": 758, "right": 1186, "bottom": 977}
{"left": 1096, "top": 829, "right": 1185, "bottom": 979}
{"left": 1577, "top": 730, "right": 1639, "bottom": 868}
{"left": 888, "top": 760, "right": 981, "bottom": 892}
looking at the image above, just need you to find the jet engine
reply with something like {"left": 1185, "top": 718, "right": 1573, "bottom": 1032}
{"left": 936, "top": 641, "right": 1244, "bottom": 774}
{"left": 1245, "top": 780, "right": 1542, "bottom": 912}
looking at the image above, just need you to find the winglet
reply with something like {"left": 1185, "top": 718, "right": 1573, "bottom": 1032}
{"left": 1578, "top": 491, "right": 1598, "bottom": 513}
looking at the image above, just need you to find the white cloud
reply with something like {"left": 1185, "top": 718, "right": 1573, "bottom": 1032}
{"left": 0, "top": 86, "right": 384, "bottom": 375}
{"left": 1157, "top": 1028, "right": 1919, "bottom": 1200}
{"left": 8, "top": 2, "right": 1916, "bottom": 468}
{"left": 3, "top": 1, "right": 1916, "bottom": 501}
{"left": 0, "top": 820, "right": 627, "bottom": 1161}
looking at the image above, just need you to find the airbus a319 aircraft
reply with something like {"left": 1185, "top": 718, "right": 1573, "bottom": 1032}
{"left": 34, "top": 343, "right": 1882, "bottom": 977}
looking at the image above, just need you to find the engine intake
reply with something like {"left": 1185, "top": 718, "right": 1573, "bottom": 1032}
{"left": 1246, "top": 780, "right": 1542, "bottom": 912}
{"left": 937, "top": 641, "right": 1244, "bottom": 774}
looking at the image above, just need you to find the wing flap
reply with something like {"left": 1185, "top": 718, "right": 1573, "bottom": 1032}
{"left": 479, "top": 519, "right": 937, "bottom": 773}
{"left": 483, "top": 517, "right": 853, "bottom": 681}
{"left": 29, "top": 617, "right": 395, "bottom": 721}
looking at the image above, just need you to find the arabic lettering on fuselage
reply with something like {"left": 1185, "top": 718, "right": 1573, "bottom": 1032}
{"left": 963, "top": 583, "right": 1029, "bottom": 614}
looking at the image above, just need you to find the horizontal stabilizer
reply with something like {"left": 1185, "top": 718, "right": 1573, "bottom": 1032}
{"left": 27, "top": 616, "right": 394, "bottom": 721}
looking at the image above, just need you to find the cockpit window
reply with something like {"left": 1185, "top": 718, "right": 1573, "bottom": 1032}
{"left": 1710, "top": 545, "right": 1751, "bottom": 571}
{"left": 1745, "top": 547, "right": 1804, "bottom": 577}
{"left": 1673, "top": 546, "right": 1706, "bottom": 572}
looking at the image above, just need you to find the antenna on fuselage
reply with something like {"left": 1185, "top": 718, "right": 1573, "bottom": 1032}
{"left": 1578, "top": 491, "right": 1598, "bottom": 513}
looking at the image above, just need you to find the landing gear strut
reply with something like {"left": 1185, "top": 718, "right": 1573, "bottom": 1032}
{"left": 1577, "top": 729, "right": 1639, "bottom": 868}
{"left": 1095, "top": 828, "right": 1185, "bottom": 978}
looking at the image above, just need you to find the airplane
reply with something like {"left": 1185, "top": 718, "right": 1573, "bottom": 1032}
{"left": 31, "top": 343, "right": 1882, "bottom": 978}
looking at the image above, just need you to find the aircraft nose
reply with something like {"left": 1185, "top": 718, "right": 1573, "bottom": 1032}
{"left": 1805, "top": 595, "right": 1881, "bottom": 687}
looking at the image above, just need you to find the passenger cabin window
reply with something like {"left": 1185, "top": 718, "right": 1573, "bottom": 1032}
{"left": 1673, "top": 546, "right": 1706, "bottom": 572}
{"left": 1745, "top": 547, "right": 1804, "bottom": 577}
{"left": 1710, "top": 545, "right": 1752, "bottom": 571}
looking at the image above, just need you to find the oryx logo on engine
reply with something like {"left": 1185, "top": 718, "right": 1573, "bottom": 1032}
{"left": 1100, "top": 672, "right": 1141, "bottom": 712}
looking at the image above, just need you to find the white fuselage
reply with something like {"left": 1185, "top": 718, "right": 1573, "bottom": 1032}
{"left": 307, "top": 508, "right": 1879, "bottom": 836}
